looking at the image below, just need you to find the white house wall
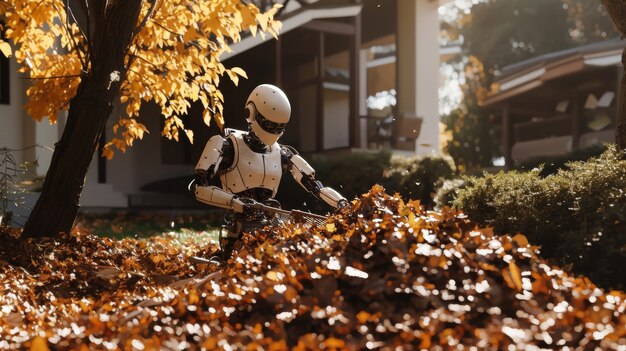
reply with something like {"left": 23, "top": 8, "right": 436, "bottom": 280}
{"left": 0, "top": 56, "right": 66, "bottom": 176}
{"left": 81, "top": 102, "right": 192, "bottom": 207}
{"left": 397, "top": 0, "right": 440, "bottom": 155}
{"left": 106, "top": 107, "right": 192, "bottom": 195}
{"left": 0, "top": 57, "right": 28, "bottom": 164}
{"left": 323, "top": 88, "right": 350, "bottom": 149}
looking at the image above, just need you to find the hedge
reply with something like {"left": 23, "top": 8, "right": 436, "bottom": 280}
{"left": 454, "top": 145, "right": 626, "bottom": 290}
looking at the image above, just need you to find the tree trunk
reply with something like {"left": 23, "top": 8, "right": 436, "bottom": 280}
{"left": 22, "top": 0, "right": 144, "bottom": 238}
{"left": 22, "top": 89, "right": 112, "bottom": 238}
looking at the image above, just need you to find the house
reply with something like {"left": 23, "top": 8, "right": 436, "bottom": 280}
{"left": 484, "top": 38, "right": 624, "bottom": 167}
{"left": 0, "top": 0, "right": 446, "bottom": 210}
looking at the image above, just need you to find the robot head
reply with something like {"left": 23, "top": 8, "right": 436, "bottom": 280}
{"left": 245, "top": 84, "right": 291, "bottom": 146}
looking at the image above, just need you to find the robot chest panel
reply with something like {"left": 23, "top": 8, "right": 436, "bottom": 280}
{"left": 220, "top": 140, "right": 282, "bottom": 196}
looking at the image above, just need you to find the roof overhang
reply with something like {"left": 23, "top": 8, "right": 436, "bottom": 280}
{"left": 484, "top": 41, "right": 626, "bottom": 106}
{"left": 221, "top": 3, "right": 362, "bottom": 60}
{"left": 583, "top": 49, "right": 623, "bottom": 66}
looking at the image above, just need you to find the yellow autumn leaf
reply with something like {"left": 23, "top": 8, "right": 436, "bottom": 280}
{"left": 202, "top": 109, "right": 212, "bottom": 127}
{"left": 503, "top": 261, "right": 523, "bottom": 292}
{"left": 230, "top": 66, "right": 248, "bottom": 79}
{"left": 227, "top": 70, "right": 239, "bottom": 86}
{"left": 266, "top": 271, "right": 279, "bottom": 281}
{"left": 356, "top": 311, "right": 370, "bottom": 324}
{"left": 29, "top": 336, "right": 49, "bottom": 351}
{"left": 190, "top": 84, "right": 200, "bottom": 101}
{"left": 511, "top": 234, "right": 529, "bottom": 247}
{"left": 325, "top": 223, "right": 336, "bottom": 233}
{"left": 324, "top": 338, "right": 345, "bottom": 349}
{"left": 0, "top": 41, "right": 12, "bottom": 58}
{"left": 215, "top": 113, "right": 225, "bottom": 130}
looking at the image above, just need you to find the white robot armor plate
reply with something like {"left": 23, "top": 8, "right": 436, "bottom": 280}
{"left": 219, "top": 130, "right": 282, "bottom": 196}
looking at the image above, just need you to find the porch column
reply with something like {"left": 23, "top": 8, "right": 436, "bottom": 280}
{"left": 396, "top": 0, "right": 440, "bottom": 155}
{"left": 502, "top": 105, "right": 512, "bottom": 168}
{"left": 571, "top": 96, "right": 581, "bottom": 151}
{"left": 349, "top": 10, "right": 362, "bottom": 148}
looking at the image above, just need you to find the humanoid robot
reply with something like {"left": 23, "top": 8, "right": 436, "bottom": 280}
{"left": 192, "top": 84, "right": 348, "bottom": 259}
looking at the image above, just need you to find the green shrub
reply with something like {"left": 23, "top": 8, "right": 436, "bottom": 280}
{"left": 276, "top": 152, "right": 456, "bottom": 211}
{"left": 515, "top": 144, "right": 607, "bottom": 176}
{"left": 383, "top": 154, "right": 457, "bottom": 207}
{"left": 433, "top": 178, "right": 466, "bottom": 210}
{"left": 313, "top": 151, "right": 392, "bottom": 200}
{"left": 455, "top": 145, "right": 626, "bottom": 289}
{"left": 276, "top": 151, "right": 391, "bottom": 212}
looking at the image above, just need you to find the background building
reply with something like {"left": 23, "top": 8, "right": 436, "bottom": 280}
{"left": 484, "top": 39, "right": 623, "bottom": 167}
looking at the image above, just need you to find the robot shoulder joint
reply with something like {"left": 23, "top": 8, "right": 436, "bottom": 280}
{"left": 280, "top": 145, "right": 299, "bottom": 159}
{"left": 196, "top": 135, "right": 227, "bottom": 175}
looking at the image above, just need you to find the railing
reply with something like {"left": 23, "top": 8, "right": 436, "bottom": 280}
{"left": 0, "top": 145, "right": 50, "bottom": 227}
{"left": 361, "top": 115, "right": 422, "bottom": 151}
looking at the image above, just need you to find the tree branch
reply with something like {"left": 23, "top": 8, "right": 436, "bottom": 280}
{"left": 55, "top": 1, "right": 87, "bottom": 70}
{"left": 66, "top": 0, "right": 91, "bottom": 56}
{"left": 149, "top": 19, "right": 182, "bottom": 37}
{"left": 126, "top": 52, "right": 162, "bottom": 71}
{"left": 22, "top": 74, "right": 82, "bottom": 80}
{"left": 131, "top": 0, "right": 159, "bottom": 40}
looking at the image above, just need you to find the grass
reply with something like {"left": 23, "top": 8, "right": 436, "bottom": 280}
{"left": 75, "top": 210, "right": 223, "bottom": 240}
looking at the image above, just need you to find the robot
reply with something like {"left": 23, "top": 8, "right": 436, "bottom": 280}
{"left": 192, "top": 84, "right": 348, "bottom": 259}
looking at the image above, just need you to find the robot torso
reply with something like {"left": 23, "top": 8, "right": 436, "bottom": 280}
{"left": 219, "top": 130, "right": 282, "bottom": 197}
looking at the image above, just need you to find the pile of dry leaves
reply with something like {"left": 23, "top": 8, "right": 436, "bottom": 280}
{"left": 0, "top": 185, "right": 624, "bottom": 350}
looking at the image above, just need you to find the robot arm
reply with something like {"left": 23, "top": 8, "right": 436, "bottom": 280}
{"left": 287, "top": 151, "right": 348, "bottom": 209}
{"left": 195, "top": 135, "right": 227, "bottom": 182}
{"left": 194, "top": 135, "right": 246, "bottom": 212}
{"left": 194, "top": 185, "right": 247, "bottom": 213}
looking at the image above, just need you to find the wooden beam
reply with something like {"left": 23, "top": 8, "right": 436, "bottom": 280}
{"left": 502, "top": 105, "right": 513, "bottom": 169}
{"left": 484, "top": 81, "right": 543, "bottom": 106}
{"left": 302, "top": 20, "right": 355, "bottom": 36}
{"left": 542, "top": 57, "right": 585, "bottom": 81}
{"left": 349, "top": 11, "right": 361, "bottom": 148}
{"left": 505, "top": 105, "right": 557, "bottom": 116}
{"left": 316, "top": 31, "right": 325, "bottom": 151}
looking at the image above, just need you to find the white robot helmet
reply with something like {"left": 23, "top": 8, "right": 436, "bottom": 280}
{"left": 245, "top": 84, "right": 291, "bottom": 146}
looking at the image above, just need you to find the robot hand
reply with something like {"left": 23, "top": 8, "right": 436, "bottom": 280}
{"left": 188, "top": 174, "right": 209, "bottom": 194}
{"left": 238, "top": 197, "right": 260, "bottom": 215}
{"left": 336, "top": 199, "right": 351, "bottom": 211}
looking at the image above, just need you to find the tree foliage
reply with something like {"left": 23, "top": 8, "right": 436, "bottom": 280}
{"left": 440, "top": 0, "right": 619, "bottom": 170}
{"left": 0, "top": 0, "right": 281, "bottom": 158}
{"left": 462, "top": 0, "right": 573, "bottom": 78}
{"left": 443, "top": 0, "right": 618, "bottom": 80}
{"left": 442, "top": 56, "right": 499, "bottom": 172}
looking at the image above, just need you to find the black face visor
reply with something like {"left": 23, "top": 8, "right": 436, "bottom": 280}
{"left": 255, "top": 109, "right": 286, "bottom": 134}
